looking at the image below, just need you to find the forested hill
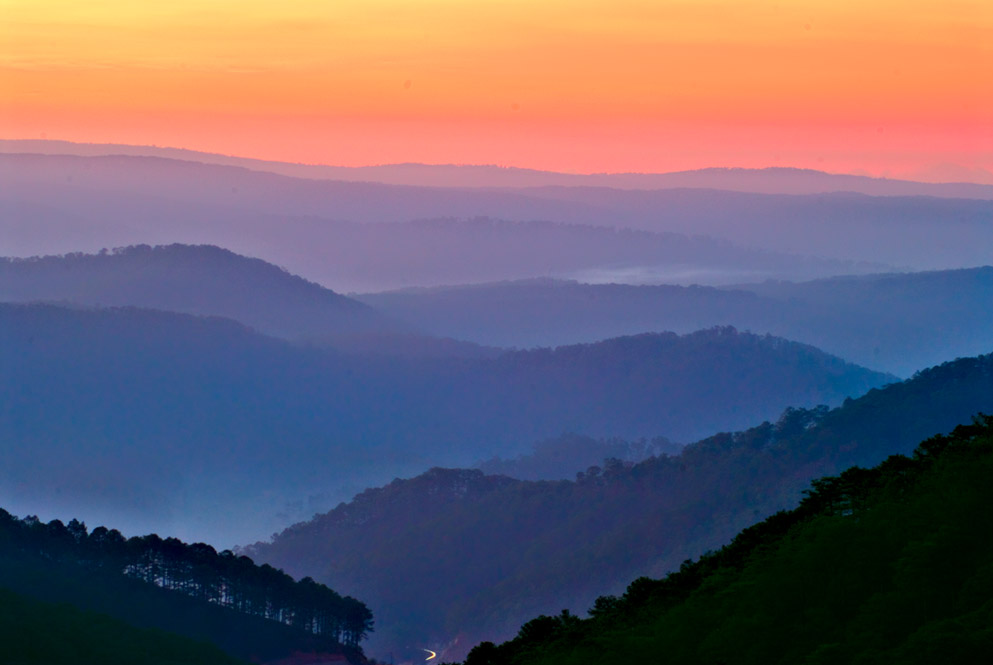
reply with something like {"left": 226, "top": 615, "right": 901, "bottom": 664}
{"left": 0, "top": 302, "right": 889, "bottom": 544}
{"left": 242, "top": 353, "right": 993, "bottom": 661}
{"left": 467, "top": 415, "right": 993, "bottom": 665}
{"left": 0, "top": 244, "right": 395, "bottom": 340}
{"left": 0, "top": 587, "right": 243, "bottom": 665}
{"left": 0, "top": 509, "right": 371, "bottom": 663}
{"left": 357, "top": 267, "right": 993, "bottom": 376}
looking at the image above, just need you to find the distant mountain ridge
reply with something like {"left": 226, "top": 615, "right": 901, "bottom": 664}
{"left": 358, "top": 268, "right": 993, "bottom": 376}
{"left": 0, "top": 303, "right": 890, "bottom": 545}
{"left": 0, "top": 244, "right": 395, "bottom": 341}
{"left": 3, "top": 139, "right": 991, "bottom": 196}
{"left": 242, "top": 353, "right": 993, "bottom": 661}
{"left": 4, "top": 153, "right": 991, "bottom": 289}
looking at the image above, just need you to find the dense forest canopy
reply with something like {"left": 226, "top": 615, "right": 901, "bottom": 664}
{"left": 0, "top": 510, "right": 371, "bottom": 662}
{"left": 464, "top": 415, "right": 993, "bottom": 664}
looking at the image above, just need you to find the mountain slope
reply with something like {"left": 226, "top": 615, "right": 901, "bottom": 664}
{"left": 466, "top": 416, "right": 993, "bottom": 665}
{"left": 0, "top": 244, "right": 393, "bottom": 340}
{"left": 241, "top": 354, "right": 993, "bottom": 661}
{"left": 358, "top": 268, "right": 993, "bottom": 375}
{"left": 0, "top": 304, "right": 889, "bottom": 545}
{"left": 0, "top": 509, "right": 370, "bottom": 664}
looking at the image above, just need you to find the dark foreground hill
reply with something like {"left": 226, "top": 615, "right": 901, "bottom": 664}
{"left": 0, "top": 510, "right": 369, "bottom": 664}
{"left": 0, "top": 303, "right": 887, "bottom": 545}
{"left": 0, "top": 587, "right": 243, "bottom": 665}
{"left": 241, "top": 354, "right": 993, "bottom": 661}
{"left": 468, "top": 416, "right": 993, "bottom": 665}
{"left": 0, "top": 244, "right": 395, "bottom": 341}
{"left": 358, "top": 267, "right": 993, "bottom": 376}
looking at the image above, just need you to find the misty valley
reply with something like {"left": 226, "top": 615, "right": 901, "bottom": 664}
{"left": 1, "top": 142, "right": 992, "bottom": 665}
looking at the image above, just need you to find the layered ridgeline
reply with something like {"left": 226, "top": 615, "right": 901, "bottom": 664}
{"left": 0, "top": 303, "right": 888, "bottom": 545}
{"left": 465, "top": 416, "right": 993, "bottom": 665}
{"left": 12, "top": 245, "right": 992, "bottom": 374}
{"left": 0, "top": 510, "right": 371, "bottom": 664}
{"left": 358, "top": 267, "right": 993, "bottom": 376}
{"left": 241, "top": 354, "right": 993, "bottom": 661}
{"left": 476, "top": 433, "right": 683, "bottom": 481}
{"left": 5, "top": 140, "right": 992, "bottom": 196}
{"left": 4, "top": 153, "right": 992, "bottom": 289}
{"left": 0, "top": 244, "right": 394, "bottom": 341}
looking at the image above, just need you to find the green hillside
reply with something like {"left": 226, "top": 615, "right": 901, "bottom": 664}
{"left": 244, "top": 353, "right": 993, "bottom": 658}
{"left": 466, "top": 416, "right": 993, "bottom": 664}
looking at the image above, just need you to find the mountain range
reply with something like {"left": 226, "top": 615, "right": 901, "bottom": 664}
{"left": 242, "top": 353, "right": 993, "bottom": 660}
{"left": 3, "top": 140, "right": 990, "bottom": 663}
{"left": 4, "top": 152, "right": 991, "bottom": 291}
{"left": 0, "top": 244, "right": 391, "bottom": 341}
{"left": 358, "top": 268, "right": 993, "bottom": 376}
{"left": 0, "top": 300, "right": 887, "bottom": 545}
{"left": 4, "top": 140, "right": 992, "bottom": 196}
{"left": 8, "top": 245, "right": 991, "bottom": 376}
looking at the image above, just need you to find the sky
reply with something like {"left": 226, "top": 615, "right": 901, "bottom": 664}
{"left": 1, "top": 0, "right": 991, "bottom": 177}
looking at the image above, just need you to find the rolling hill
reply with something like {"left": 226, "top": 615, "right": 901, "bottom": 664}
{"left": 462, "top": 416, "right": 993, "bottom": 665}
{"left": 0, "top": 303, "right": 889, "bottom": 545}
{"left": 241, "top": 353, "right": 993, "bottom": 661}
{"left": 358, "top": 268, "right": 993, "bottom": 375}
{"left": 0, "top": 244, "right": 394, "bottom": 341}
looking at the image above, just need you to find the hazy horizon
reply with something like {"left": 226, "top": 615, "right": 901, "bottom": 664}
{"left": 3, "top": 138, "right": 992, "bottom": 186}
{"left": 2, "top": 2, "right": 991, "bottom": 664}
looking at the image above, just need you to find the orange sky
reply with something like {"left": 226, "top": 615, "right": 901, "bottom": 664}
{"left": 1, "top": 0, "right": 991, "bottom": 177}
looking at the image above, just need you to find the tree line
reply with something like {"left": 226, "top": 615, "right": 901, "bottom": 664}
{"left": 0, "top": 512, "right": 372, "bottom": 648}
{"left": 463, "top": 414, "right": 993, "bottom": 664}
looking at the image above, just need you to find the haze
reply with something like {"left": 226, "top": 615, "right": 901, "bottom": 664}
{"left": 1, "top": 2, "right": 992, "bottom": 664}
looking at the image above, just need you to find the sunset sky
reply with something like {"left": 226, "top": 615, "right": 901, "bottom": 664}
{"left": 1, "top": 0, "right": 990, "bottom": 177}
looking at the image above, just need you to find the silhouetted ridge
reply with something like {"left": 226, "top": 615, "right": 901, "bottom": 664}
{"left": 0, "top": 509, "right": 371, "bottom": 662}
{"left": 5, "top": 140, "right": 992, "bottom": 196}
